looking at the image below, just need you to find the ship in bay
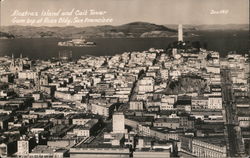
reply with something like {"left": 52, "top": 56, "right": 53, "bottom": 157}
{"left": 58, "top": 38, "right": 96, "bottom": 47}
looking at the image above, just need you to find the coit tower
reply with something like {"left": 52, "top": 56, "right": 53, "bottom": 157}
{"left": 178, "top": 24, "right": 183, "bottom": 42}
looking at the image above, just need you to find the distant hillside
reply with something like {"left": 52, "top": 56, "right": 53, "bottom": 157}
{"left": 0, "top": 31, "right": 15, "bottom": 39}
{"left": 195, "top": 24, "right": 249, "bottom": 30}
{"left": 2, "top": 22, "right": 245, "bottom": 39}
{"left": 1, "top": 22, "right": 181, "bottom": 39}
{"left": 165, "top": 24, "right": 249, "bottom": 31}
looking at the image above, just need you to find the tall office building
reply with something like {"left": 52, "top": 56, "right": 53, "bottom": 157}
{"left": 112, "top": 111, "right": 125, "bottom": 133}
{"left": 17, "top": 136, "right": 36, "bottom": 156}
{"left": 178, "top": 24, "right": 183, "bottom": 42}
{"left": 17, "top": 140, "right": 29, "bottom": 155}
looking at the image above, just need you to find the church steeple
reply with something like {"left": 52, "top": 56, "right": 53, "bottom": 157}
{"left": 11, "top": 54, "right": 15, "bottom": 66}
{"left": 10, "top": 53, "right": 16, "bottom": 72}
{"left": 18, "top": 53, "right": 23, "bottom": 72}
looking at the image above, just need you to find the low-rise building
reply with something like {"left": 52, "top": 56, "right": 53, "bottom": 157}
{"left": 208, "top": 96, "right": 222, "bottom": 109}
{"left": 73, "top": 119, "right": 100, "bottom": 137}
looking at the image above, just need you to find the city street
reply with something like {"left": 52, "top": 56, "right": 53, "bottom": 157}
{"left": 221, "top": 69, "right": 245, "bottom": 157}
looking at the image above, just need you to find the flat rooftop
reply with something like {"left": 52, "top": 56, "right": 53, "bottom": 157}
{"left": 195, "top": 136, "right": 226, "bottom": 147}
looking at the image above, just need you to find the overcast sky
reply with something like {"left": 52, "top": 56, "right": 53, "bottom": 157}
{"left": 0, "top": 0, "right": 249, "bottom": 26}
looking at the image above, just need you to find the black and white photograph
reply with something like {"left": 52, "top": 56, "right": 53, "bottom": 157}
{"left": 0, "top": 0, "right": 249, "bottom": 157}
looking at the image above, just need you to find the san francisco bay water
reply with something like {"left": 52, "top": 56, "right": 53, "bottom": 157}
{"left": 0, "top": 30, "right": 249, "bottom": 59}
